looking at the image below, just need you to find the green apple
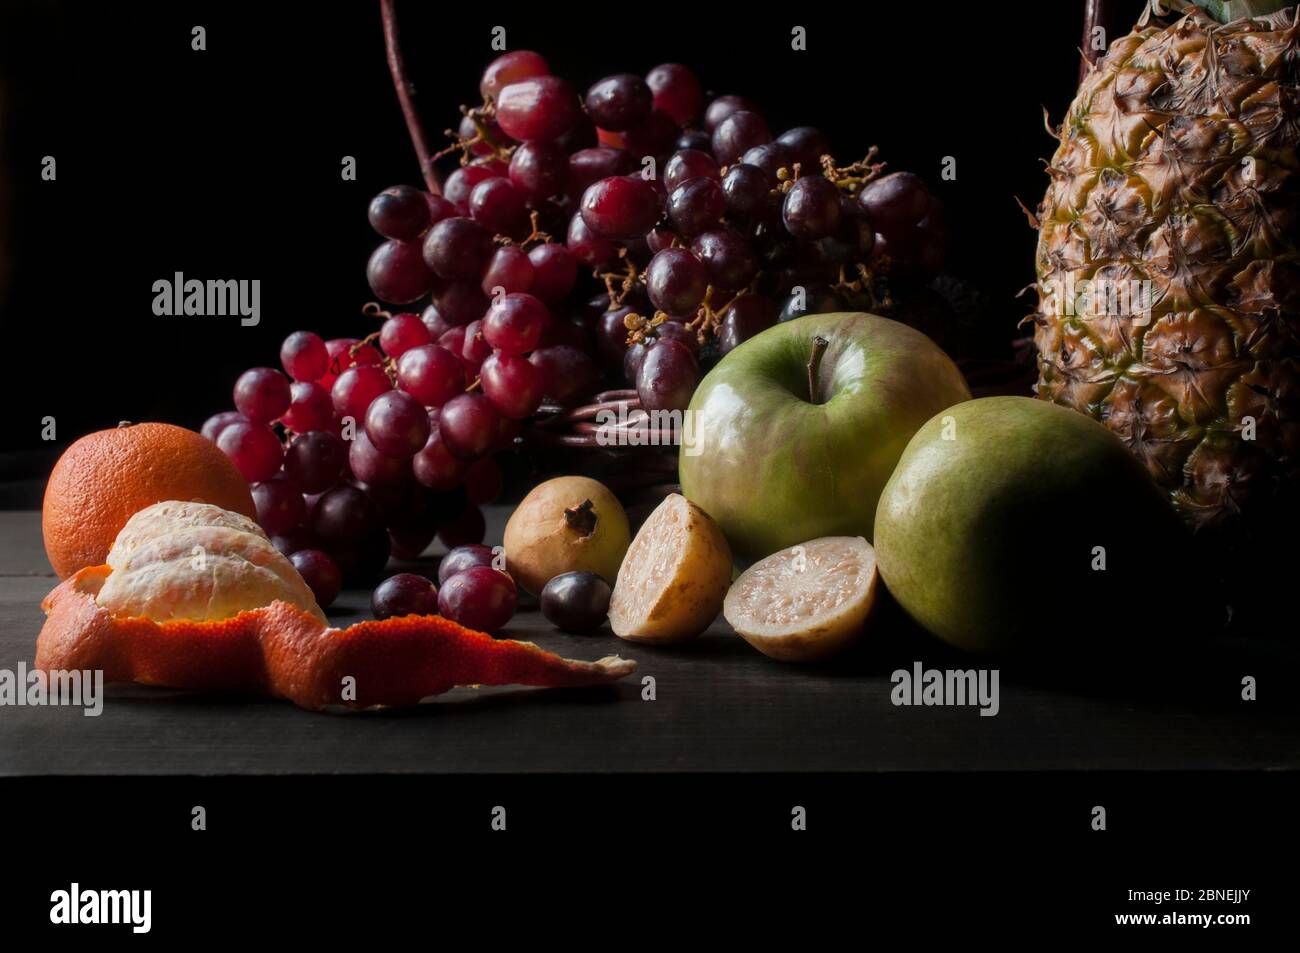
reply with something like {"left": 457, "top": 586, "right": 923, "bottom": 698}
{"left": 679, "top": 312, "right": 970, "bottom": 563}
{"left": 874, "top": 396, "right": 1193, "bottom": 654}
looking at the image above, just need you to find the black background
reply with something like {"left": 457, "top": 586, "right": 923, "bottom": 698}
{"left": 0, "top": 0, "right": 1144, "bottom": 470}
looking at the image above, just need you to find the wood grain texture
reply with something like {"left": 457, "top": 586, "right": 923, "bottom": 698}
{"left": 0, "top": 511, "right": 1296, "bottom": 776}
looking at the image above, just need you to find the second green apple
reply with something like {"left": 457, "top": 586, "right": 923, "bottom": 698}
{"left": 679, "top": 312, "right": 970, "bottom": 563}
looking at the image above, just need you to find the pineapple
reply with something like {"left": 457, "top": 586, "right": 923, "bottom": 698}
{"left": 1032, "top": 0, "right": 1299, "bottom": 537}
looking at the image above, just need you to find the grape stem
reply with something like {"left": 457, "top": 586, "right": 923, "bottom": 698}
{"left": 807, "top": 336, "right": 829, "bottom": 404}
{"left": 380, "top": 0, "right": 442, "bottom": 194}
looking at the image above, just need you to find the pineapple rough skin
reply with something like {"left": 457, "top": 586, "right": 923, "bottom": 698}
{"left": 1032, "top": 6, "right": 1299, "bottom": 532}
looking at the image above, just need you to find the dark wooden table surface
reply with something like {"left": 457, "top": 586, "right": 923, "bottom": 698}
{"left": 1, "top": 509, "right": 1297, "bottom": 776}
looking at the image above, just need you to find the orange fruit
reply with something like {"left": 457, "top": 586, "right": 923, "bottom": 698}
{"left": 42, "top": 422, "right": 256, "bottom": 578}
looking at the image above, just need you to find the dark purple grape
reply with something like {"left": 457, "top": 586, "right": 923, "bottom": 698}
{"left": 776, "top": 127, "right": 832, "bottom": 170}
{"left": 438, "top": 543, "right": 497, "bottom": 585}
{"left": 349, "top": 430, "right": 408, "bottom": 484}
{"left": 496, "top": 76, "right": 581, "bottom": 142}
{"left": 580, "top": 176, "right": 660, "bottom": 239}
{"left": 431, "top": 280, "right": 488, "bottom": 327}
{"left": 663, "top": 149, "right": 720, "bottom": 192}
{"left": 711, "top": 111, "right": 770, "bottom": 165}
{"left": 527, "top": 243, "right": 578, "bottom": 303}
{"left": 585, "top": 74, "right": 653, "bottom": 131}
{"left": 291, "top": 549, "right": 342, "bottom": 608}
{"left": 719, "top": 295, "right": 779, "bottom": 354}
{"left": 312, "top": 485, "right": 382, "bottom": 546}
{"left": 857, "top": 172, "right": 930, "bottom": 235}
{"left": 371, "top": 572, "right": 439, "bottom": 620}
{"left": 566, "top": 211, "right": 618, "bottom": 267}
{"left": 422, "top": 217, "right": 494, "bottom": 280}
{"left": 540, "top": 571, "right": 612, "bottom": 632}
{"left": 623, "top": 340, "right": 650, "bottom": 385}
{"left": 530, "top": 345, "right": 598, "bottom": 407}
{"left": 365, "top": 389, "right": 431, "bottom": 459}
{"left": 782, "top": 175, "right": 843, "bottom": 240}
{"left": 481, "top": 245, "right": 534, "bottom": 297}
{"left": 413, "top": 423, "right": 466, "bottom": 491}
{"left": 444, "top": 163, "right": 505, "bottom": 212}
{"left": 597, "top": 306, "right": 635, "bottom": 370}
{"left": 367, "top": 240, "right": 433, "bottom": 305}
{"left": 468, "top": 177, "right": 530, "bottom": 239}
{"left": 655, "top": 320, "right": 698, "bottom": 353}
{"left": 251, "top": 474, "right": 305, "bottom": 536}
{"left": 368, "top": 185, "right": 432, "bottom": 240}
{"left": 279, "top": 379, "right": 336, "bottom": 437}
{"left": 234, "top": 367, "right": 291, "bottom": 424}
{"left": 439, "top": 393, "right": 500, "bottom": 460}
{"left": 284, "top": 430, "right": 346, "bottom": 494}
{"left": 438, "top": 566, "right": 517, "bottom": 633}
{"left": 646, "top": 247, "right": 708, "bottom": 317}
{"left": 508, "top": 140, "right": 569, "bottom": 201}
{"left": 667, "top": 177, "right": 725, "bottom": 236}
{"left": 704, "top": 95, "right": 758, "bottom": 132}
{"left": 636, "top": 339, "right": 698, "bottom": 412}
{"left": 721, "top": 164, "right": 774, "bottom": 220}
{"left": 568, "top": 147, "right": 636, "bottom": 196}
{"left": 741, "top": 142, "right": 795, "bottom": 179}
{"left": 690, "top": 228, "right": 756, "bottom": 291}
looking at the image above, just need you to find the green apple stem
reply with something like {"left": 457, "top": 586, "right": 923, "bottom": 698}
{"left": 807, "top": 336, "right": 829, "bottom": 404}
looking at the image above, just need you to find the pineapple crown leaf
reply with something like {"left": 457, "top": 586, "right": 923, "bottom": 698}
{"left": 1144, "top": 0, "right": 1296, "bottom": 25}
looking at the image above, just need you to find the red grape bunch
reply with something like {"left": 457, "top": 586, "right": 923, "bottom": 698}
{"left": 362, "top": 50, "right": 947, "bottom": 419}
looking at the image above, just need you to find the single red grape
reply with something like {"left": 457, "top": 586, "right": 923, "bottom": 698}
{"left": 331, "top": 364, "right": 392, "bottom": 424}
{"left": 508, "top": 140, "right": 569, "bottom": 201}
{"left": 481, "top": 245, "right": 534, "bottom": 297}
{"left": 664, "top": 149, "right": 720, "bottom": 192}
{"left": 280, "top": 330, "right": 329, "bottom": 382}
{"left": 444, "top": 163, "right": 505, "bottom": 212}
{"left": 646, "top": 247, "right": 708, "bottom": 317}
{"left": 284, "top": 430, "right": 346, "bottom": 494}
{"left": 438, "top": 566, "right": 516, "bottom": 633}
{"left": 857, "top": 171, "right": 930, "bottom": 234}
{"left": 690, "top": 228, "right": 757, "bottom": 291}
{"left": 281, "top": 380, "right": 336, "bottom": 433}
{"left": 668, "top": 177, "right": 725, "bottom": 236}
{"left": 482, "top": 292, "right": 549, "bottom": 355}
{"left": 783, "top": 175, "right": 843, "bottom": 240}
{"left": 704, "top": 94, "right": 758, "bottom": 132}
{"left": 366, "top": 239, "right": 433, "bottom": 304}
{"left": 646, "top": 64, "right": 702, "bottom": 126}
{"left": 621, "top": 110, "right": 679, "bottom": 159}
{"left": 496, "top": 76, "right": 580, "bottom": 142}
{"left": 379, "top": 312, "right": 431, "bottom": 359}
{"left": 712, "top": 111, "right": 771, "bottom": 166}
{"left": 233, "top": 367, "right": 291, "bottom": 424}
{"left": 566, "top": 213, "right": 618, "bottom": 267}
{"left": 460, "top": 319, "right": 494, "bottom": 371}
{"left": 431, "top": 280, "right": 488, "bottom": 327}
{"left": 217, "top": 421, "right": 284, "bottom": 483}
{"left": 438, "top": 543, "right": 496, "bottom": 585}
{"left": 529, "top": 345, "right": 598, "bottom": 407}
{"left": 251, "top": 474, "right": 306, "bottom": 535}
{"left": 438, "top": 393, "right": 499, "bottom": 460}
{"left": 526, "top": 243, "right": 577, "bottom": 303}
{"left": 567, "top": 147, "right": 636, "bottom": 197}
{"left": 291, "top": 549, "right": 342, "bottom": 608}
{"left": 365, "top": 389, "right": 431, "bottom": 459}
{"left": 397, "top": 343, "right": 465, "bottom": 408}
{"left": 371, "top": 572, "right": 439, "bottom": 620}
{"left": 201, "top": 410, "right": 245, "bottom": 444}
{"left": 412, "top": 423, "right": 467, "bottom": 491}
{"left": 580, "top": 176, "right": 660, "bottom": 240}
{"left": 719, "top": 295, "right": 779, "bottom": 354}
{"left": 422, "top": 217, "right": 494, "bottom": 280}
{"left": 584, "top": 74, "right": 653, "bottom": 131}
{"left": 480, "top": 352, "right": 543, "bottom": 419}
{"left": 368, "top": 184, "right": 432, "bottom": 241}
{"left": 636, "top": 338, "right": 699, "bottom": 412}
{"left": 312, "top": 484, "right": 382, "bottom": 546}
{"left": 468, "top": 176, "right": 530, "bottom": 239}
